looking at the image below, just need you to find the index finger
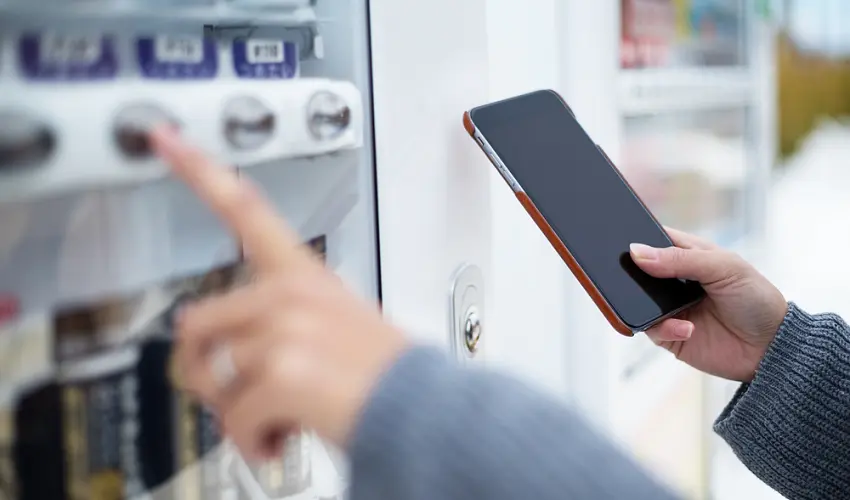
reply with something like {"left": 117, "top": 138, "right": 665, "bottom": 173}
{"left": 150, "top": 126, "right": 302, "bottom": 272}
{"left": 663, "top": 226, "right": 717, "bottom": 251}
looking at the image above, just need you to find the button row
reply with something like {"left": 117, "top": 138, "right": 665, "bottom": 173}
{"left": 0, "top": 92, "right": 353, "bottom": 170}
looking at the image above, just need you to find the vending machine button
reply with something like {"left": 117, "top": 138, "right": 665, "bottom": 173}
{"left": 306, "top": 91, "right": 351, "bottom": 141}
{"left": 113, "top": 104, "right": 179, "bottom": 159}
{"left": 0, "top": 111, "right": 56, "bottom": 170}
{"left": 223, "top": 96, "right": 275, "bottom": 150}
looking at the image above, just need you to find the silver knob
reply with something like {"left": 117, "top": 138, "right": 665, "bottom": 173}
{"left": 113, "top": 103, "right": 179, "bottom": 159}
{"left": 0, "top": 111, "right": 55, "bottom": 170}
{"left": 463, "top": 308, "right": 482, "bottom": 353}
{"left": 306, "top": 91, "right": 351, "bottom": 141}
{"left": 223, "top": 96, "right": 275, "bottom": 150}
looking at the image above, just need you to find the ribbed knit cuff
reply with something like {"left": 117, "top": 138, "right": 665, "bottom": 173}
{"left": 715, "top": 302, "right": 850, "bottom": 499}
{"left": 346, "top": 345, "right": 453, "bottom": 497}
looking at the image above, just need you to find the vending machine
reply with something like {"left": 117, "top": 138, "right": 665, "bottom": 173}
{"left": 0, "top": 0, "right": 495, "bottom": 498}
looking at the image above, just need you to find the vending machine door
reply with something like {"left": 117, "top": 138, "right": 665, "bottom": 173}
{"left": 0, "top": 1, "right": 378, "bottom": 498}
{"left": 0, "top": 0, "right": 500, "bottom": 497}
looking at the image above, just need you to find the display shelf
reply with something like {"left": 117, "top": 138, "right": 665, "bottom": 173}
{"left": 620, "top": 67, "right": 752, "bottom": 115}
{"left": 620, "top": 0, "right": 749, "bottom": 70}
{"left": 0, "top": 153, "right": 359, "bottom": 318}
{"left": 0, "top": 1, "right": 318, "bottom": 28}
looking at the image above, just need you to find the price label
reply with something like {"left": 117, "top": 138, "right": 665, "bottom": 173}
{"left": 246, "top": 40, "right": 285, "bottom": 64}
{"left": 154, "top": 36, "right": 204, "bottom": 64}
{"left": 19, "top": 33, "right": 117, "bottom": 81}
{"left": 137, "top": 36, "right": 217, "bottom": 80}
{"left": 40, "top": 34, "right": 101, "bottom": 65}
{"left": 232, "top": 39, "right": 297, "bottom": 79}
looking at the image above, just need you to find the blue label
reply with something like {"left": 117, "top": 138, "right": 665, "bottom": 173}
{"left": 137, "top": 36, "right": 218, "bottom": 80}
{"left": 19, "top": 33, "right": 118, "bottom": 81}
{"left": 232, "top": 39, "right": 297, "bottom": 79}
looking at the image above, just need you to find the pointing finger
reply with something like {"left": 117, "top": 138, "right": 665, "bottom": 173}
{"left": 150, "top": 125, "right": 304, "bottom": 273}
{"left": 178, "top": 279, "right": 281, "bottom": 353}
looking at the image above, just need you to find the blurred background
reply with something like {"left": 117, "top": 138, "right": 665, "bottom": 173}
{"left": 604, "top": 1, "right": 849, "bottom": 498}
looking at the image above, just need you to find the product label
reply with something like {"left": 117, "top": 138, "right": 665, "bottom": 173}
{"left": 197, "top": 406, "right": 226, "bottom": 497}
{"left": 53, "top": 298, "right": 140, "bottom": 362}
{"left": 19, "top": 33, "right": 118, "bottom": 81}
{"left": 62, "top": 369, "right": 141, "bottom": 500}
{"left": 137, "top": 36, "right": 218, "bottom": 80}
{"left": 175, "top": 391, "right": 201, "bottom": 500}
{"left": 164, "top": 236, "right": 326, "bottom": 498}
{"left": 232, "top": 39, "right": 298, "bottom": 79}
{"left": 0, "top": 295, "right": 20, "bottom": 327}
{"left": 171, "top": 395, "right": 240, "bottom": 500}
{"left": 0, "top": 315, "right": 51, "bottom": 401}
{"left": 53, "top": 294, "right": 144, "bottom": 500}
{"left": 250, "top": 431, "right": 310, "bottom": 497}
{"left": 0, "top": 410, "right": 14, "bottom": 499}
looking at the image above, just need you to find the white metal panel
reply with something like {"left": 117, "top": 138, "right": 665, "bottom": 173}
{"left": 370, "top": 0, "right": 492, "bottom": 349}
{"left": 484, "top": 0, "right": 572, "bottom": 399}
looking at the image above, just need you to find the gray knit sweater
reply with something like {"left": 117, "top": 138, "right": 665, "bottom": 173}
{"left": 347, "top": 302, "right": 850, "bottom": 499}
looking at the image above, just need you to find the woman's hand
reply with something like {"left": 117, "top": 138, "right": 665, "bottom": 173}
{"left": 630, "top": 229, "right": 788, "bottom": 382}
{"left": 151, "top": 127, "right": 408, "bottom": 460}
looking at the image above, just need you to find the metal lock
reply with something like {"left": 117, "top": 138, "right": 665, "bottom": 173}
{"left": 463, "top": 307, "right": 481, "bottom": 353}
{"left": 449, "top": 264, "right": 484, "bottom": 361}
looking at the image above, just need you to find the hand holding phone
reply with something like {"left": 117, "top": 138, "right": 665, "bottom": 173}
{"left": 464, "top": 90, "right": 705, "bottom": 335}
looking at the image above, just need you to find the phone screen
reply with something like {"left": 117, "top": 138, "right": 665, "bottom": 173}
{"left": 471, "top": 90, "right": 704, "bottom": 330}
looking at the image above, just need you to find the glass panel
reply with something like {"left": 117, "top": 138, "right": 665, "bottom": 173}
{"left": 0, "top": 0, "right": 376, "bottom": 498}
{"left": 621, "top": 106, "right": 751, "bottom": 245}
{"left": 621, "top": 0, "right": 749, "bottom": 69}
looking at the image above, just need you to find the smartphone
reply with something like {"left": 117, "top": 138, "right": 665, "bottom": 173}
{"left": 464, "top": 89, "right": 705, "bottom": 336}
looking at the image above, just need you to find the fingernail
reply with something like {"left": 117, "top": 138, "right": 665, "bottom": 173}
{"left": 675, "top": 322, "right": 694, "bottom": 340}
{"left": 630, "top": 243, "right": 660, "bottom": 261}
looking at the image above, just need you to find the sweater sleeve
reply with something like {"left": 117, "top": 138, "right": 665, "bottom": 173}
{"left": 715, "top": 302, "right": 850, "bottom": 499}
{"left": 347, "top": 346, "right": 679, "bottom": 500}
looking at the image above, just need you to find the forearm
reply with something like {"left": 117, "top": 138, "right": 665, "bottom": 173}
{"left": 716, "top": 302, "right": 850, "bottom": 499}
{"left": 347, "top": 346, "right": 678, "bottom": 500}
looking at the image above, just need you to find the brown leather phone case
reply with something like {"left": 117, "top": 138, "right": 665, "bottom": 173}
{"left": 463, "top": 102, "right": 637, "bottom": 336}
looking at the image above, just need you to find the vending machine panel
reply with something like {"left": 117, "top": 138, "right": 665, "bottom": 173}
{"left": 0, "top": 0, "right": 378, "bottom": 498}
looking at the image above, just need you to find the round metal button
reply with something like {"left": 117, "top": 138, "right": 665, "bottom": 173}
{"left": 464, "top": 308, "right": 482, "bottom": 353}
{"left": 0, "top": 111, "right": 56, "bottom": 170}
{"left": 113, "top": 103, "right": 179, "bottom": 159}
{"left": 223, "top": 96, "right": 275, "bottom": 150}
{"left": 306, "top": 91, "right": 351, "bottom": 141}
